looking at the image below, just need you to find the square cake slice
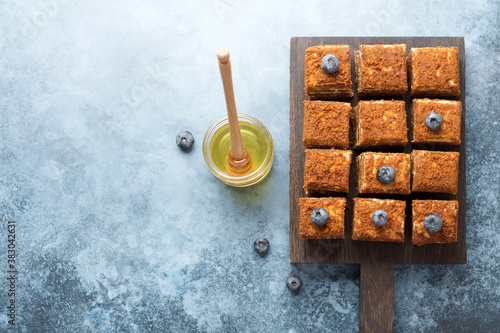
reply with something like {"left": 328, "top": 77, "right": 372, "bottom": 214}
{"left": 411, "top": 150, "right": 460, "bottom": 194}
{"left": 352, "top": 198, "right": 406, "bottom": 243}
{"left": 409, "top": 46, "right": 460, "bottom": 98}
{"left": 303, "top": 149, "right": 352, "bottom": 193}
{"left": 299, "top": 197, "right": 346, "bottom": 239}
{"left": 353, "top": 100, "right": 408, "bottom": 148}
{"left": 411, "top": 98, "right": 462, "bottom": 145}
{"left": 412, "top": 200, "right": 458, "bottom": 246}
{"left": 304, "top": 45, "right": 353, "bottom": 100}
{"left": 356, "top": 152, "right": 411, "bottom": 195}
{"left": 302, "top": 100, "right": 351, "bottom": 149}
{"left": 354, "top": 44, "right": 408, "bottom": 96}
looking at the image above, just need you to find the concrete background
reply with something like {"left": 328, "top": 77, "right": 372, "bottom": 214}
{"left": 0, "top": 0, "right": 499, "bottom": 332}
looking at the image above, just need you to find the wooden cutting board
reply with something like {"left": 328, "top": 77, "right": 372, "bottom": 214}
{"left": 289, "top": 37, "right": 466, "bottom": 332}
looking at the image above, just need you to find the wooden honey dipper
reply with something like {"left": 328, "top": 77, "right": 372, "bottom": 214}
{"left": 217, "top": 48, "right": 254, "bottom": 176}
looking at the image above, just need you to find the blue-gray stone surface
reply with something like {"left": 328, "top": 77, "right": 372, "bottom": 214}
{"left": 0, "top": 0, "right": 499, "bottom": 332}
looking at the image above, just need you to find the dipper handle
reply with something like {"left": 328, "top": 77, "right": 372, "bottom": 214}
{"left": 217, "top": 48, "right": 245, "bottom": 160}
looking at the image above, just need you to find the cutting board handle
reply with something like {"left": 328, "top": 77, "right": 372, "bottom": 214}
{"left": 359, "top": 261, "right": 395, "bottom": 333}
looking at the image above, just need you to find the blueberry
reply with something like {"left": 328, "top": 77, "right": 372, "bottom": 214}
{"left": 321, "top": 54, "right": 339, "bottom": 74}
{"left": 286, "top": 276, "right": 302, "bottom": 292}
{"left": 254, "top": 238, "right": 270, "bottom": 256}
{"left": 310, "top": 208, "right": 329, "bottom": 226}
{"left": 423, "top": 214, "right": 443, "bottom": 233}
{"left": 176, "top": 131, "right": 194, "bottom": 151}
{"left": 372, "top": 209, "right": 388, "bottom": 227}
{"left": 425, "top": 112, "right": 443, "bottom": 130}
{"left": 376, "top": 165, "right": 396, "bottom": 184}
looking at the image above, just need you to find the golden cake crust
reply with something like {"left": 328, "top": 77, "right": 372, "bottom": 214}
{"left": 353, "top": 100, "right": 408, "bottom": 148}
{"left": 352, "top": 198, "right": 405, "bottom": 243}
{"left": 409, "top": 46, "right": 460, "bottom": 97}
{"left": 412, "top": 200, "right": 458, "bottom": 246}
{"left": 299, "top": 197, "right": 346, "bottom": 239}
{"left": 411, "top": 98, "right": 462, "bottom": 144}
{"left": 302, "top": 101, "right": 351, "bottom": 148}
{"left": 304, "top": 45, "right": 353, "bottom": 99}
{"left": 303, "top": 149, "right": 352, "bottom": 193}
{"left": 356, "top": 152, "right": 411, "bottom": 195}
{"left": 411, "top": 150, "right": 460, "bottom": 194}
{"left": 354, "top": 44, "right": 408, "bottom": 96}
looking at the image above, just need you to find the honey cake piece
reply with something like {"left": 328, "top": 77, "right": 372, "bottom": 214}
{"left": 299, "top": 197, "right": 346, "bottom": 239}
{"left": 411, "top": 150, "right": 459, "bottom": 194}
{"left": 409, "top": 46, "right": 460, "bottom": 98}
{"left": 356, "top": 152, "right": 411, "bottom": 195}
{"left": 352, "top": 198, "right": 405, "bottom": 243}
{"left": 303, "top": 149, "right": 352, "bottom": 193}
{"left": 304, "top": 45, "right": 353, "bottom": 100}
{"left": 353, "top": 100, "right": 408, "bottom": 148}
{"left": 354, "top": 44, "right": 408, "bottom": 97}
{"left": 412, "top": 200, "right": 458, "bottom": 246}
{"left": 302, "top": 100, "right": 351, "bottom": 149}
{"left": 411, "top": 98, "right": 462, "bottom": 145}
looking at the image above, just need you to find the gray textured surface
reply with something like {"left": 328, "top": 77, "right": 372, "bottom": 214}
{"left": 0, "top": 0, "right": 499, "bottom": 332}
